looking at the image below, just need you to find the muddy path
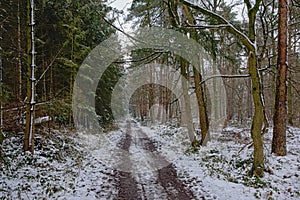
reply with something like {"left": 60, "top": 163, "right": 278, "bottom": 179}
{"left": 115, "top": 120, "right": 196, "bottom": 200}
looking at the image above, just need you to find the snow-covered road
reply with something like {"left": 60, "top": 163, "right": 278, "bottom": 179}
{"left": 114, "top": 120, "right": 196, "bottom": 199}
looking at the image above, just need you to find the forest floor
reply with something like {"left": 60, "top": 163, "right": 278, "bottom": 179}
{"left": 0, "top": 119, "right": 299, "bottom": 199}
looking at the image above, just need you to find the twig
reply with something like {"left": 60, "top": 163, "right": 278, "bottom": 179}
{"left": 237, "top": 141, "right": 253, "bottom": 155}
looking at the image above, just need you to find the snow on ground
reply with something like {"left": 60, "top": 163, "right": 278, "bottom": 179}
{"left": 141, "top": 123, "right": 300, "bottom": 200}
{"left": 0, "top": 122, "right": 299, "bottom": 199}
{"left": 0, "top": 129, "right": 120, "bottom": 199}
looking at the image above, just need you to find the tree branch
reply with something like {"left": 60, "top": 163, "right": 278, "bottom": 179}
{"left": 35, "top": 46, "right": 64, "bottom": 86}
{"left": 180, "top": 0, "right": 256, "bottom": 52}
{"left": 113, "top": 51, "right": 165, "bottom": 65}
{"left": 200, "top": 74, "right": 250, "bottom": 85}
{"left": 252, "top": 0, "right": 263, "bottom": 14}
{"left": 244, "top": 0, "right": 252, "bottom": 10}
{"left": 185, "top": 22, "right": 230, "bottom": 29}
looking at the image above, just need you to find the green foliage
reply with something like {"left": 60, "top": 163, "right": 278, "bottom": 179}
{"left": 185, "top": 145, "right": 199, "bottom": 154}
{"left": 46, "top": 100, "right": 72, "bottom": 126}
{"left": 184, "top": 141, "right": 201, "bottom": 154}
{"left": 1, "top": 130, "right": 85, "bottom": 198}
{"left": 235, "top": 158, "right": 253, "bottom": 169}
{"left": 0, "top": 83, "right": 11, "bottom": 105}
{"left": 1, "top": 1, "right": 116, "bottom": 132}
{"left": 200, "top": 151, "right": 272, "bottom": 189}
{"left": 95, "top": 63, "right": 122, "bottom": 127}
{"left": 128, "top": 0, "right": 163, "bottom": 27}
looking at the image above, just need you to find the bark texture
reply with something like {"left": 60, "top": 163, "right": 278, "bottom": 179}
{"left": 272, "top": 0, "right": 288, "bottom": 156}
{"left": 24, "top": 0, "right": 36, "bottom": 153}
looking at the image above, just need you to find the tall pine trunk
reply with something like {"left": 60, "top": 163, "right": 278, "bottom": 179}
{"left": 17, "top": 0, "right": 22, "bottom": 103}
{"left": 272, "top": 0, "right": 288, "bottom": 156}
{"left": 0, "top": 51, "right": 3, "bottom": 143}
{"left": 17, "top": 0, "right": 23, "bottom": 129}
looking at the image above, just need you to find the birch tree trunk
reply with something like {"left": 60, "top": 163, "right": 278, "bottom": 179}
{"left": 24, "top": 0, "right": 36, "bottom": 154}
{"left": 272, "top": 0, "right": 288, "bottom": 156}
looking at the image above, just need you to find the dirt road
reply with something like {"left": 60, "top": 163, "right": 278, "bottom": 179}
{"left": 115, "top": 120, "right": 196, "bottom": 200}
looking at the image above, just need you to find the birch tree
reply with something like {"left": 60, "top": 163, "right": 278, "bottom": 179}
{"left": 24, "top": 0, "right": 36, "bottom": 153}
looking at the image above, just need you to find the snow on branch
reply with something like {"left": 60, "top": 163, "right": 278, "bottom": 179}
{"left": 186, "top": 22, "right": 230, "bottom": 30}
{"left": 200, "top": 74, "right": 250, "bottom": 85}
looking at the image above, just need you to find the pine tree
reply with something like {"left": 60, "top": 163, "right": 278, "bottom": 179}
{"left": 272, "top": 0, "right": 288, "bottom": 156}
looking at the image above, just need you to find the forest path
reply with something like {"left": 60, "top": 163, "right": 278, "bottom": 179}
{"left": 114, "top": 120, "right": 196, "bottom": 200}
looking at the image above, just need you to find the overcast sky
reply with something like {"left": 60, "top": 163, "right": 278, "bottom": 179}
{"left": 109, "top": 0, "right": 132, "bottom": 11}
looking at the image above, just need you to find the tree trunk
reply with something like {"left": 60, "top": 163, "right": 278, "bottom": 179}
{"left": 248, "top": 52, "right": 265, "bottom": 177}
{"left": 17, "top": 0, "right": 23, "bottom": 129}
{"left": 272, "top": 0, "right": 288, "bottom": 156}
{"left": 247, "top": 1, "right": 266, "bottom": 177}
{"left": 287, "top": 2, "right": 294, "bottom": 126}
{"left": 17, "top": 0, "right": 22, "bottom": 103}
{"left": 0, "top": 51, "right": 3, "bottom": 143}
{"left": 149, "top": 70, "right": 155, "bottom": 124}
{"left": 183, "top": 5, "right": 209, "bottom": 145}
{"left": 181, "top": 59, "right": 196, "bottom": 145}
{"left": 194, "top": 66, "right": 209, "bottom": 145}
{"left": 24, "top": 0, "right": 36, "bottom": 154}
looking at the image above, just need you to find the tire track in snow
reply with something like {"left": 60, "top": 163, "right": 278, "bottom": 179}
{"left": 115, "top": 120, "right": 196, "bottom": 199}
{"left": 116, "top": 120, "right": 141, "bottom": 199}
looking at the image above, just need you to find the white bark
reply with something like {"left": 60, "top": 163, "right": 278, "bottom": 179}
{"left": 28, "top": 0, "right": 36, "bottom": 146}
